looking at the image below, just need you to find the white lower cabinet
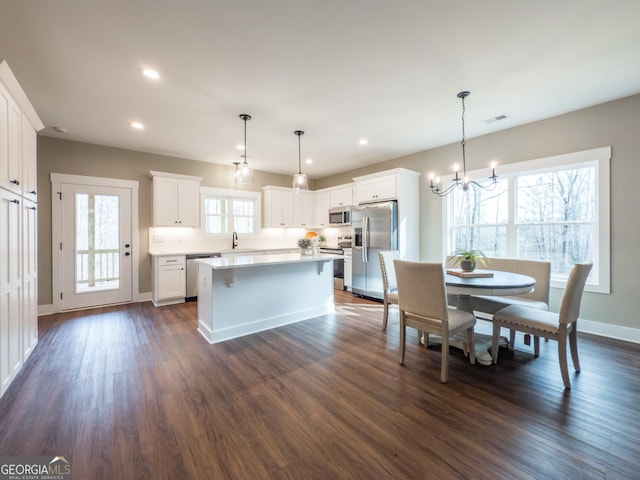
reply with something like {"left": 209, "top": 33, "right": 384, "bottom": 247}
{"left": 152, "top": 255, "right": 186, "bottom": 306}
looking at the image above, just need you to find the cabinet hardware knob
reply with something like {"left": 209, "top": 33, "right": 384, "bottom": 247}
{"left": 10, "top": 199, "right": 20, "bottom": 205}
{"left": 125, "top": 244, "right": 130, "bottom": 248}
{"left": 10, "top": 179, "right": 20, "bottom": 185}
{"left": 29, "top": 190, "right": 37, "bottom": 195}
{"left": 28, "top": 206, "right": 36, "bottom": 211}
{"left": 125, "top": 252, "right": 130, "bottom": 256}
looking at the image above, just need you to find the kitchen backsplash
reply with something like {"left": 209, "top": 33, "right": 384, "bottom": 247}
{"left": 149, "top": 226, "right": 352, "bottom": 253}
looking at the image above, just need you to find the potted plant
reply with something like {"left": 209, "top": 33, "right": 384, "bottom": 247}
{"left": 450, "top": 248, "right": 488, "bottom": 272}
{"left": 298, "top": 237, "right": 314, "bottom": 255}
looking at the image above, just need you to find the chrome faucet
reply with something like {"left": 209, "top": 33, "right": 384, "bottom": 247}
{"left": 232, "top": 231, "right": 238, "bottom": 249}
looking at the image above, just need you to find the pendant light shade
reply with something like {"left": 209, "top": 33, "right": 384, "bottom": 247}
{"left": 235, "top": 113, "right": 255, "bottom": 187}
{"left": 293, "top": 130, "right": 308, "bottom": 192}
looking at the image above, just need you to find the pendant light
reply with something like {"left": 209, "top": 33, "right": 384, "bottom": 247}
{"left": 428, "top": 91, "right": 498, "bottom": 197}
{"left": 235, "top": 113, "right": 255, "bottom": 187}
{"left": 292, "top": 130, "right": 309, "bottom": 192}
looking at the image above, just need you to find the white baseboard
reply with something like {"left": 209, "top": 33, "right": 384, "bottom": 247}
{"left": 38, "top": 292, "right": 153, "bottom": 317}
{"left": 579, "top": 318, "right": 640, "bottom": 344}
{"left": 37, "top": 304, "right": 56, "bottom": 316}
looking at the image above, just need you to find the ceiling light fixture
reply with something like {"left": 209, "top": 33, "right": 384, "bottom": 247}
{"left": 142, "top": 68, "right": 160, "bottom": 80}
{"left": 359, "top": 138, "right": 368, "bottom": 145}
{"left": 234, "top": 114, "right": 254, "bottom": 187}
{"left": 130, "top": 121, "right": 144, "bottom": 130}
{"left": 293, "top": 130, "right": 309, "bottom": 192}
{"left": 428, "top": 91, "right": 498, "bottom": 197}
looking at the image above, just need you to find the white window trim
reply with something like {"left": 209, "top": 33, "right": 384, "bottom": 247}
{"left": 442, "top": 146, "right": 610, "bottom": 294}
{"left": 200, "top": 186, "right": 262, "bottom": 236}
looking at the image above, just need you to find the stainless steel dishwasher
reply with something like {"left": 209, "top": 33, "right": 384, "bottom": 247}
{"left": 186, "top": 253, "right": 221, "bottom": 301}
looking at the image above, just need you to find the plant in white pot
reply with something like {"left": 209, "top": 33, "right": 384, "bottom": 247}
{"left": 298, "top": 237, "right": 314, "bottom": 255}
{"left": 449, "top": 248, "right": 488, "bottom": 272}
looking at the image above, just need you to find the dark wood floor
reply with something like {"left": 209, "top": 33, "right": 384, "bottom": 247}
{"left": 1, "top": 291, "right": 639, "bottom": 479}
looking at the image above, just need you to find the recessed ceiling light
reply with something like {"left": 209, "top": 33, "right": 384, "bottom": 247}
{"left": 236, "top": 144, "right": 245, "bottom": 151}
{"left": 359, "top": 138, "right": 368, "bottom": 145}
{"left": 305, "top": 158, "right": 313, "bottom": 164}
{"left": 131, "top": 121, "right": 144, "bottom": 130}
{"left": 142, "top": 68, "right": 160, "bottom": 80}
{"left": 52, "top": 126, "right": 67, "bottom": 133}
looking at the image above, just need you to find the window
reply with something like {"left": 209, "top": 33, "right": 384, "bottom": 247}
{"left": 445, "top": 147, "right": 610, "bottom": 293}
{"left": 201, "top": 187, "right": 261, "bottom": 235}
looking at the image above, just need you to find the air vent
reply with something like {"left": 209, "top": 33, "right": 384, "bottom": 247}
{"left": 485, "top": 114, "right": 509, "bottom": 124}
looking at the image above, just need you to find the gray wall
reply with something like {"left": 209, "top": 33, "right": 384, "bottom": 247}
{"left": 37, "top": 138, "right": 301, "bottom": 304}
{"left": 38, "top": 93, "right": 640, "bottom": 332}
{"left": 317, "top": 93, "right": 640, "bottom": 331}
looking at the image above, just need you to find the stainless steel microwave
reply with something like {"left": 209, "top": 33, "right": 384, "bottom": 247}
{"left": 329, "top": 206, "right": 351, "bottom": 226}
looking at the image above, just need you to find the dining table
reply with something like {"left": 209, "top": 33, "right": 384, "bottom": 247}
{"left": 444, "top": 269, "right": 536, "bottom": 365}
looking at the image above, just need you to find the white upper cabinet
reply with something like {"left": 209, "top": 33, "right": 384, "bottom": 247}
{"left": 329, "top": 185, "right": 354, "bottom": 208}
{"left": 292, "top": 191, "right": 315, "bottom": 228}
{"left": 314, "top": 190, "right": 330, "bottom": 227}
{"left": 0, "top": 82, "right": 22, "bottom": 195}
{"left": 149, "top": 171, "right": 202, "bottom": 227}
{"left": 263, "top": 186, "right": 297, "bottom": 227}
{"left": 355, "top": 175, "right": 397, "bottom": 203}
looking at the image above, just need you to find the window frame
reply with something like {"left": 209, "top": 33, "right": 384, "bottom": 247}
{"left": 442, "top": 146, "right": 611, "bottom": 294}
{"left": 200, "top": 186, "right": 261, "bottom": 236}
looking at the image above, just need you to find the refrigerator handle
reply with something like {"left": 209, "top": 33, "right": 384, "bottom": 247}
{"left": 363, "top": 216, "right": 368, "bottom": 263}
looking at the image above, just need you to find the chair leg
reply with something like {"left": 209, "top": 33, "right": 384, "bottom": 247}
{"left": 440, "top": 334, "right": 449, "bottom": 383}
{"left": 509, "top": 329, "right": 516, "bottom": 351}
{"left": 382, "top": 300, "right": 389, "bottom": 330}
{"left": 558, "top": 331, "right": 571, "bottom": 389}
{"left": 466, "top": 327, "right": 476, "bottom": 365}
{"left": 491, "top": 323, "right": 501, "bottom": 364}
{"left": 569, "top": 324, "right": 581, "bottom": 373}
{"left": 533, "top": 336, "right": 540, "bottom": 356}
{"left": 399, "top": 314, "right": 406, "bottom": 365}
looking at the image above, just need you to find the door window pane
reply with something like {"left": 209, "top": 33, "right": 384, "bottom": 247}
{"left": 75, "top": 193, "right": 120, "bottom": 292}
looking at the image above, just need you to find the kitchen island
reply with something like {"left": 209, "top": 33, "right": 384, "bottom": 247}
{"left": 195, "top": 252, "right": 343, "bottom": 343}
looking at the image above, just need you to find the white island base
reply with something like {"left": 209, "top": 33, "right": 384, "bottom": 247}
{"left": 195, "top": 253, "right": 341, "bottom": 344}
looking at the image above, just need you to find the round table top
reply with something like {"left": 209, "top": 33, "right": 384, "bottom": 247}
{"left": 445, "top": 269, "right": 536, "bottom": 296}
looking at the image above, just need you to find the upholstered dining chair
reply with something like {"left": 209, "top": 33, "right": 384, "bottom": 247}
{"left": 394, "top": 260, "right": 476, "bottom": 383}
{"left": 491, "top": 263, "right": 592, "bottom": 389}
{"left": 379, "top": 250, "right": 400, "bottom": 330}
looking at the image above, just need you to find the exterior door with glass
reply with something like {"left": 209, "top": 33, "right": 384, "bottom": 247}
{"left": 60, "top": 183, "right": 132, "bottom": 310}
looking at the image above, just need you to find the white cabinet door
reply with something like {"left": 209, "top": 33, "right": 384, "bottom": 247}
{"left": 153, "top": 176, "right": 200, "bottom": 227}
{"left": 154, "top": 176, "right": 179, "bottom": 226}
{"left": 0, "top": 83, "right": 22, "bottom": 195}
{"left": 356, "top": 175, "right": 397, "bottom": 203}
{"left": 176, "top": 179, "right": 200, "bottom": 227}
{"left": 293, "top": 191, "right": 315, "bottom": 227}
{"left": 330, "top": 186, "right": 353, "bottom": 208}
{"left": 158, "top": 265, "right": 186, "bottom": 300}
{"left": 0, "top": 189, "right": 22, "bottom": 396}
{"left": 314, "top": 191, "right": 330, "bottom": 227}
{"left": 22, "top": 199, "right": 37, "bottom": 359}
{"left": 264, "top": 188, "right": 294, "bottom": 227}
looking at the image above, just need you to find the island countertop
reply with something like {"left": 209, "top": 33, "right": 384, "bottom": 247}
{"left": 195, "top": 252, "right": 344, "bottom": 270}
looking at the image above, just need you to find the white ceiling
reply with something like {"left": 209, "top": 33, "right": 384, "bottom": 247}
{"left": 2, "top": 0, "right": 640, "bottom": 179}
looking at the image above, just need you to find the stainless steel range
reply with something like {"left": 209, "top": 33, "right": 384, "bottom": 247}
{"left": 319, "top": 246, "right": 345, "bottom": 290}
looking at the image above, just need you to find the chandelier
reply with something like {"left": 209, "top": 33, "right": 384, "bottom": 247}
{"left": 292, "top": 130, "right": 309, "bottom": 192}
{"left": 234, "top": 113, "right": 255, "bottom": 187}
{"left": 429, "top": 91, "right": 498, "bottom": 197}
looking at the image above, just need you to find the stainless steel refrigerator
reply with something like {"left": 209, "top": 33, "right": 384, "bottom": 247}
{"left": 351, "top": 201, "right": 398, "bottom": 300}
